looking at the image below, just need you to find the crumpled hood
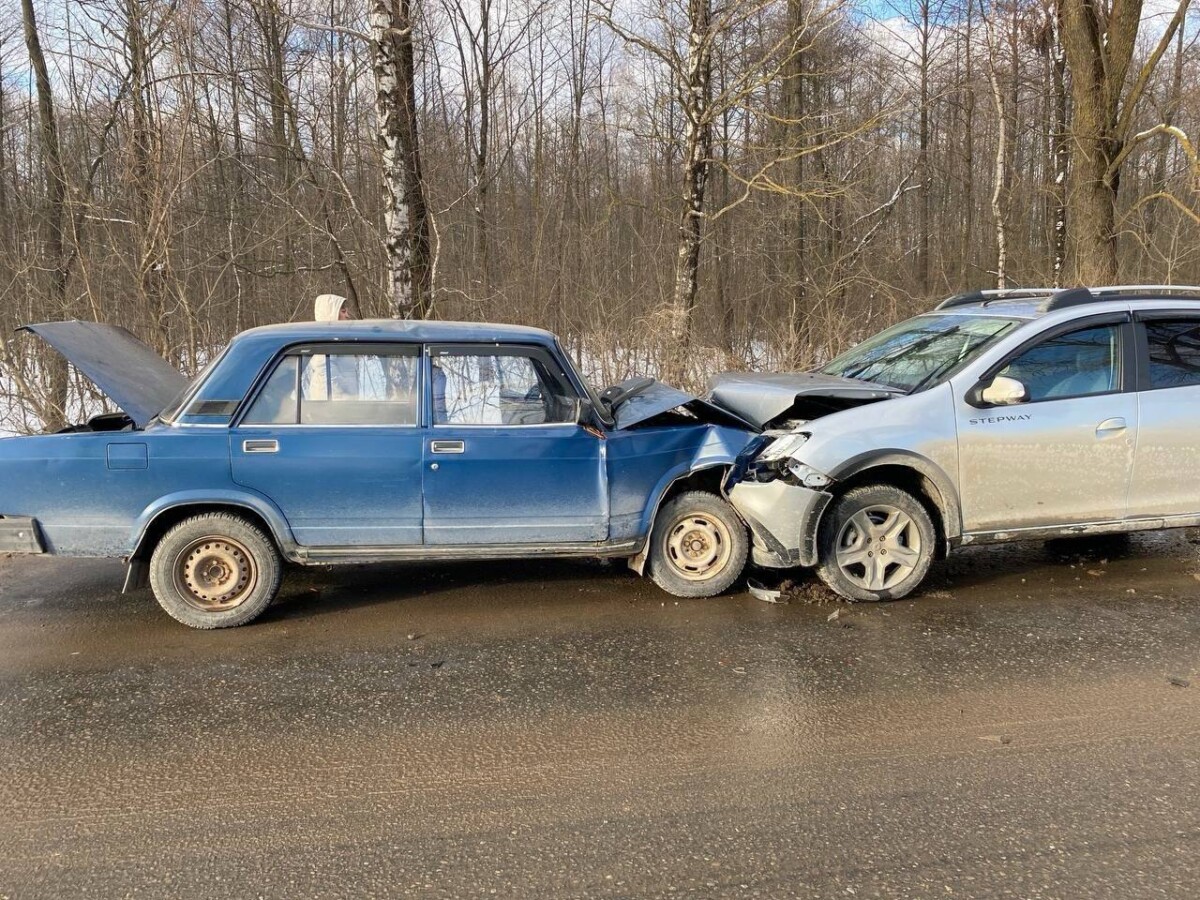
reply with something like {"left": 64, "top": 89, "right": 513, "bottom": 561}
{"left": 611, "top": 379, "right": 755, "bottom": 431}
{"left": 19, "top": 321, "right": 188, "bottom": 428}
{"left": 706, "top": 371, "right": 902, "bottom": 430}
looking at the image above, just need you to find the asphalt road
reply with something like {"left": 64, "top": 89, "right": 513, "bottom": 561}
{"left": 1, "top": 534, "right": 1199, "bottom": 899}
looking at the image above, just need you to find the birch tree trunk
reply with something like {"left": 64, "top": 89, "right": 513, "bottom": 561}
{"left": 961, "top": 2, "right": 975, "bottom": 283}
{"left": 981, "top": 0, "right": 1008, "bottom": 288}
{"left": 1048, "top": 6, "right": 1068, "bottom": 286}
{"left": 665, "top": 0, "right": 713, "bottom": 382}
{"left": 371, "top": 0, "right": 433, "bottom": 319}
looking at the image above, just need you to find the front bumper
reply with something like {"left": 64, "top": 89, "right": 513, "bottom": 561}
{"left": 0, "top": 516, "right": 45, "bottom": 554}
{"left": 727, "top": 479, "right": 831, "bottom": 569}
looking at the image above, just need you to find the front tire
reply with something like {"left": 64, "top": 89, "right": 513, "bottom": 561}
{"left": 647, "top": 491, "right": 748, "bottom": 598}
{"left": 815, "top": 484, "right": 936, "bottom": 602}
{"left": 149, "top": 512, "right": 283, "bottom": 629}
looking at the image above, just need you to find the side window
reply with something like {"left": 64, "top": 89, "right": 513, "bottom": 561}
{"left": 431, "top": 348, "right": 575, "bottom": 426}
{"left": 242, "top": 347, "right": 420, "bottom": 426}
{"left": 997, "top": 324, "right": 1121, "bottom": 402}
{"left": 1145, "top": 320, "right": 1200, "bottom": 389}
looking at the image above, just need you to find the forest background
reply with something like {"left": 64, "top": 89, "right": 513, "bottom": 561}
{"left": 2, "top": 0, "right": 1196, "bottom": 431}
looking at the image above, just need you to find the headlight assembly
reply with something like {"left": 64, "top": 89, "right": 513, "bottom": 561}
{"left": 757, "top": 432, "right": 810, "bottom": 463}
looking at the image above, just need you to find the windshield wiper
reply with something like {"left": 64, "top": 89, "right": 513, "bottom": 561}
{"left": 841, "top": 327, "right": 962, "bottom": 383}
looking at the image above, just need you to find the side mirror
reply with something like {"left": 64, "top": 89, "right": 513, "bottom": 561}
{"left": 977, "top": 375, "right": 1028, "bottom": 407}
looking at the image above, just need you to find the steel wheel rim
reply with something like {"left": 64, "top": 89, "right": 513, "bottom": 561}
{"left": 665, "top": 513, "right": 733, "bottom": 582}
{"left": 834, "top": 504, "right": 921, "bottom": 593}
{"left": 173, "top": 535, "right": 258, "bottom": 612}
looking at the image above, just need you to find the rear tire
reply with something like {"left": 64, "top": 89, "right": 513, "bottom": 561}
{"left": 647, "top": 490, "right": 748, "bottom": 598}
{"left": 815, "top": 484, "right": 936, "bottom": 602}
{"left": 149, "top": 512, "right": 283, "bottom": 629}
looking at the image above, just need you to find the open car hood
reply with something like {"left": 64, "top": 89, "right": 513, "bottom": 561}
{"left": 20, "top": 321, "right": 188, "bottom": 428}
{"left": 706, "top": 372, "right": 902, "bottom": 430}
{"left": 611, "top": 379, "right": 755, "bottom": 431}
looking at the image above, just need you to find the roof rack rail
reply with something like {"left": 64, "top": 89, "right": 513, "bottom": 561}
{"left": 935, "top": 288, "right": 1058, "bottom": 310}
{"left": 1041, "top": 284, "right": 1200, "bottom": 312}
{"left": 1077, "top": 284, "right": 1200, "bottom": 296}
{"left": 935, "top": 284, "right": 1200, "bottom": 313}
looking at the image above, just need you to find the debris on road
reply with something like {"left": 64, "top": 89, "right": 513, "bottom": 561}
{"left": 1167, "top": 675, "right": 1191, "bottom": 688}
{"left": 747, "top": 579, "right": 786, "bottom": 604}
{"left": 827, "top": 608, "right": 841, "bottom": 622}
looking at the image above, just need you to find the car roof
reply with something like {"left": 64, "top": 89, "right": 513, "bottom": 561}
{"left": 233, "top": 319, "right": 559, "bottom": 346}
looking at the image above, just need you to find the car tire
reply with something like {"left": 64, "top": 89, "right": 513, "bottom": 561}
{"left": 647, "top": 490, "right": 748, "bottom": 598}
{"left": 149, "top": 512, "right": 283, "bottom": 629}
{"left": 815, "top": 484, "right": 936, "bottom": 602}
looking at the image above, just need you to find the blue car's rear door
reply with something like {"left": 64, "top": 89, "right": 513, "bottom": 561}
{"left": 231, "top": 343, "right": 425, "bottom": 547}
{"left": 421, "top": 344, "right": 606, "bottom": 545}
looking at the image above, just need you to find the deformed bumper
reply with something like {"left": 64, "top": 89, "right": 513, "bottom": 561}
{"left": 728, "top": 480, "right": 831, "bottom": 569}
{"left": 0, "top": 516, "right": 45, "bottom": 554}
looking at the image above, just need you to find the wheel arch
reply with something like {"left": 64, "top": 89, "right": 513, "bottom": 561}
{"left": 827, "top": 451, "right": 962, "bottom": 554}
{"left": 628, "top": 463, "right": 734, "bottom": 575}
{"left": 123, "top": 492, "right": 296, "bottom": 592}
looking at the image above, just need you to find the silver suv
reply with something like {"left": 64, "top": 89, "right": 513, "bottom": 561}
{"left": 722, "top": 286, "right": 1200, "bottom": 602}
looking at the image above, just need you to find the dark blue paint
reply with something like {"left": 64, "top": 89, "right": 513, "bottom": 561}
{"left": 1, "top": 321, "right": 759, "bottom": 563}
{"left": 423, "top": 424, "right": 607, "bottom": 544}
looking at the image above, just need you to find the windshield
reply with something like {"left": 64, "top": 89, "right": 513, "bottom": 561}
{"left": 821, "top": 313, "right": 1020, "bottom": 392}
{"left": 557, "top": 341, "right": 612, "bottom": 424}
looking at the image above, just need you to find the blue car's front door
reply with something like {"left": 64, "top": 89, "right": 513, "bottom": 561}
{"left": 231, "top": 343, "right": 425, "bottom": 547}
{"left": 421, "top": 344, "right": 606, "bottom": 545}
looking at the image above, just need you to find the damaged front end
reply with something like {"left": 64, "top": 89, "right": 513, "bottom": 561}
{"left": 725, "top": 433, "right": 834, "bottom": 570}
{"left": 603, "top": 370, "right": 896, "bottom": 572}
{"left": 709, "top": 372, "right": 899, "bottom": 570}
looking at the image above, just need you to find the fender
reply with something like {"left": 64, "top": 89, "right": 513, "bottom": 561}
{"left": 627, "top": 461, "right": 735, "bottom": 575}
{"left": 122, "top": 489, "right": 298, "bottom": 593}
{"left": 828, "top": 449, "right": 963, "bottom": 541}
{"left": 127, "top": 489, "right": 298, "bottom": 563}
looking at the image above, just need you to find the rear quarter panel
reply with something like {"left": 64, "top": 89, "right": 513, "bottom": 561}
{"left": 0, "top": 426, "right": 241, "bottom": 557}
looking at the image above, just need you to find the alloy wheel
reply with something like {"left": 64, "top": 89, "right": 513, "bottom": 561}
{"left": 834, "top": 505, "right": 922, "bottom": 592}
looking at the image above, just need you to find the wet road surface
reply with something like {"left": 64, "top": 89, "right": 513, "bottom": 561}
{"left": 1, "top": 534, "right": 1199, "bottom": 898}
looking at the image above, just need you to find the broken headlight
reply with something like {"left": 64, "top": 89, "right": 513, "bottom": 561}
{"left": 757, "top": 432, "right": 810, "bottom": 463}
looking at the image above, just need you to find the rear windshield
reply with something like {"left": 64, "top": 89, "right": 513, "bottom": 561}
{"left": 158, "top": 346, "right": 231, "bottom": 423}
{"left": 821, "top": 313, "right": 1020, "bottom": 392}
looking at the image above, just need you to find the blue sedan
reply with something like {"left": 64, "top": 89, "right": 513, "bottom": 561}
{"left": 2, "top": 319, "right": 840, "bottom": 628}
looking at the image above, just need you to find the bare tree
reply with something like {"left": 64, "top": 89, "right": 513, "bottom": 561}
{"left": 1057, "top": 0, "right": 1191, "bottom": 283}
{"left": 371, "top": 0, "right": 433, "bottom": 317}
{"left": 18, "top": 0, "right": 71, "bottom": 429}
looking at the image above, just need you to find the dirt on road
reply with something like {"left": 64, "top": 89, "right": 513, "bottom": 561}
{"left": 1, "top": 534, "right": 1198, "bottom": 898}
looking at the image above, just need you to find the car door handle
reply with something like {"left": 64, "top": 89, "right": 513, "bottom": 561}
{"left": 243, "top": 439, "right": 279, "bottom": 454}
{"left": 1095, "top": 417, "right": 1127, "bottom": 436}
{"left": 430, "top": 440, "right": 465, "bottom": 454}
